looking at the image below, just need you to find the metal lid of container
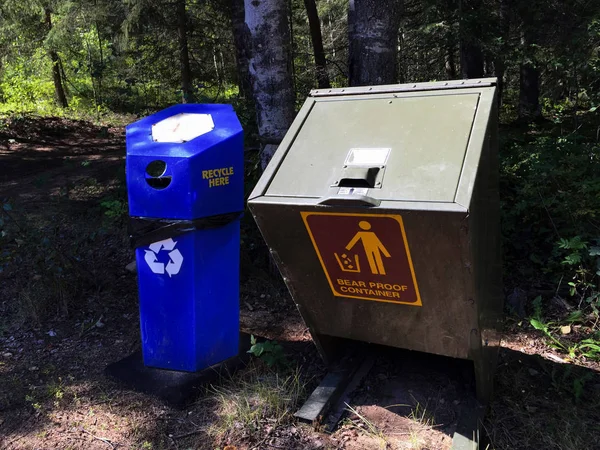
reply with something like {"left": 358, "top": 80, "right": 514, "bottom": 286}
{"left": 265, "top": 92, "right": 480, "bottom": 203}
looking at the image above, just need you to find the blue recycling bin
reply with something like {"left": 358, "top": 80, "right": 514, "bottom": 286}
{"left": 125, "top": 104, "right": 243, "bottom": 372}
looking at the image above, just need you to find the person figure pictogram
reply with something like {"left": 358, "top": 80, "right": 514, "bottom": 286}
{"left": 345, "top": 221, "right": 390, "bottom": 275}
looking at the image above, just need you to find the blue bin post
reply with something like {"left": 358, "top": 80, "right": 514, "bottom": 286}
{"left": 125, "top": 104, "right": 243, "bottom": 372}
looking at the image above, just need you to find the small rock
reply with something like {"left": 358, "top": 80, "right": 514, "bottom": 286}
{"left": 125, "top": 261, "right": 137, "bottom": 272}
{"left": 528, "top": 368, "right": 539, "bottom": 376}
{"left": 439, "top": 398, "right": 445, "bottom": 404}
{"left": 2, "top": 352, "right": 12, "bottom": 358}
{"left": 560, "top": 325, "right": 571, "bottom": 335}
{"left": 29, "top": 366, "right": 39, "bottom": 371}
{"left": 260, "top": 294, "right": 266, "bottom": 299}
{"left": 47, "top": 330, "right": 57, "bottom": 337}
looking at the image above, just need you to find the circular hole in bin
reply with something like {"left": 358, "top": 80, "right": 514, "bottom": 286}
{"left": 147, "top": 177, "right": 171, "bottom": 189}
{"left": 146, "top": 160, "right": 167, "bottom": 177}
{"left": 145, "top": 160, "right": 171, "bottom": 190}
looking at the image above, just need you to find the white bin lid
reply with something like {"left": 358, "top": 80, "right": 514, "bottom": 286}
{"left": 152, "top": 113, "right": 214, "bottom": 143}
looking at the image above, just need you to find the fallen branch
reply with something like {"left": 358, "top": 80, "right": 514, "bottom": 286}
{"left": 172, "top": 428, "right": 206, "bottom": 440}
{"left": 80, "top": 427, "right": 115, "bottom": 449}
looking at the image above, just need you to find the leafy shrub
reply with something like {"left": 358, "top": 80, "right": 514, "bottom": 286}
{"left": 558, "top": 237, "right": 600, "bottom": 314}
{"left": 247, "top": 335, "right": 288, "bottom": 368}
{"left": 500, "top": 130, "right": 600, "bottom": 290}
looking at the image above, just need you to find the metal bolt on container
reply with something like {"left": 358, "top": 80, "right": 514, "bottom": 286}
{"left": 248, "top": 78, "right": 503, "bottom": 402}
{"left": 126, "top": 104, "right": 244, "bottom": 372}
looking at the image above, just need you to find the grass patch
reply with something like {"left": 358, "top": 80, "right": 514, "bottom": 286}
{"left": 344, "top": 404, "right": 388, "bottom": 448}
{"left": 340, "top": 401, "right": 443, "bottom": 450}
{"left": 206, "top": 361, "right": 308, "bottom": 445}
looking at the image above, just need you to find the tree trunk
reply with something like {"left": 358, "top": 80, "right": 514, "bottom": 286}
{"left": 495, "top": 0, "right": 511, "bottom": 106}
{"left": 44, "top": 8, "right": 68, "bottom": 108}
{"left": 230, "top": 0, "right": 253, "bottom": 100}
{"left": 398, "top": 31, "right": 406, "bottom": 83}
{"left": 519, "top": 64, "right": 541, "bottom": 121}
{"left": 444, "top": 0, "right": 457, "bottom": 79}
{"left": 518, "top": 41, "right": 541, "bottom": 120}
{"left": 245, "top": 0, "right": 295, "bottom": 169}
{"left": 518, "top": 10, "right": 541, "bottom": 122}
{"left": 95, "top": 21, "right": 104, "bottom": 106}
{"left": 459, "top": 0, "right": 484, "bottom": 79}
{"left": 348, "top": 0, "right": 401, "bottom": 87}
{"left": 445, "top": 40, "right": 457, "bottom": 79}
{"left": 176, "top": 0, "right": 193, "bottom": 103}
{"left": 348, "top": 0, "right": 356, "bottom": 84}
{"left": 303, "top": 0, "right": 330, "bottom": 88}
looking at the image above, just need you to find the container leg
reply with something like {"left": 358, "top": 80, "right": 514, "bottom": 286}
{"left": 452, "top": 397, "right": 485, "bottom": 450}
{"left": 311, "top": 333, "right": 346, "bottom": 366}
{"left": 473, "top": 345, "right": 500, "bottom": 404}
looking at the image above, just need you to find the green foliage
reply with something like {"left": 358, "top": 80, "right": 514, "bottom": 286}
{"left": 529, "top": 314, "right": 566, "bottom": 352}
{"left": 529, "top": 313, "right": 600, "bottom": 363}
{"left": 100, "top": 199, "right": 128, "bottom": 224}
{"left": 529, "top": 283, "right": 600, "bottom": 363}
{"left": 0, "top": 49, "right": 56, "bottom": 112}
{"left": 501, "top": 130, "right": 600, "bottom": 287}
{"left": 0, "top": 0, "right": 245, "bottom": 115}
{"left": 558, "top": 236, "right": 600, "bottom": 313}
{"left": 529, "top": 296, "right": 569, "bottom": 354}
{"left": 247, "top": 335, "right": 288, "bottom": 368}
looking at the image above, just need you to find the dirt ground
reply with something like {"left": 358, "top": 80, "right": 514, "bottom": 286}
{"left": 1, "top": 117, "right": 599, "bottom": 450}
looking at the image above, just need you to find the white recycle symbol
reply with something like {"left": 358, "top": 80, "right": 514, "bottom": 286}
{"left": 144, "top": 238, "right": 184, "bottom": 277}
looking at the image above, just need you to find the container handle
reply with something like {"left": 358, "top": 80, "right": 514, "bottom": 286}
{"left": 318, "top": 194, "right": 381, "bottom": 207}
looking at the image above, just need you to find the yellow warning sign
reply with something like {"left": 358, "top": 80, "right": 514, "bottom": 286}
{"left": 301, "top": 212, "right": 422, "bottom": 306}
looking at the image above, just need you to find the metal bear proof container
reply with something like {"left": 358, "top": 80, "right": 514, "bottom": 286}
{"left": 248, "top": 79, "right": 503, "bottom": 401}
